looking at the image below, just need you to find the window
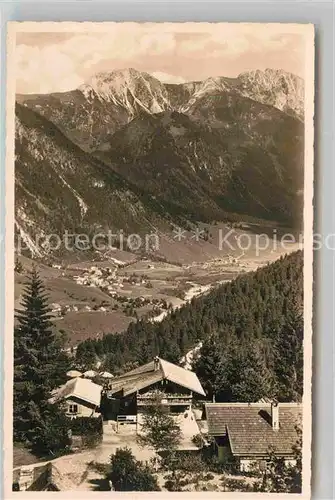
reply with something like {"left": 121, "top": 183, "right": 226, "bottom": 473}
{"left": 68, "top": 404, "right": 78, "bottom": 414}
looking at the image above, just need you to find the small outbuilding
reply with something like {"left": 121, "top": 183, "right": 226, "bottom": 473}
{"left": 51, "top": 377, "right": 102, "bottom": 418}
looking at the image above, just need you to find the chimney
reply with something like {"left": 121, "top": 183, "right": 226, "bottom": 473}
{"left": 153, "top": 356, "right": 159, "bottom": 371}
{"left": 271, "top": 401, "right": 279, "bottom": 430}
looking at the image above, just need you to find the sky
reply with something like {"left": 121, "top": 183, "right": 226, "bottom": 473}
{"left": 14, "top": 23, "right": 308, "bottom": 94}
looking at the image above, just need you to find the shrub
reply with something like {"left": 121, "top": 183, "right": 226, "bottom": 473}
{"left": 27, "top": 403, "right": 71, "bottom": 457}
{"left": 221, "top": 477, "right": 253, "bottom": 492}
{"left": 108, "top": 447, "right": 160, "bottom": 491}
{"left": 191, "top": 433, "right": 204, "bottom": 448}
{"left": 203, "top": 452, "right": 239, "bottom": 474}
{"left": 69, "top": 416, "right": 103, "bottom": 436}
{"left": 162, "top": 451, "right": 207, "bottom": 473}
{"left": 82, "top": 433, "right": 102, "bottom": 449}
{"left": 164, "top": 471, "right": 188, "bottom": 491}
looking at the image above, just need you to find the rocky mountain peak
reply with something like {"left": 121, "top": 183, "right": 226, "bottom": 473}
{"left": 237, "top": 68, "right": 304, "bottom": 119}
{"left": 78, "top": 67, "right": 171, "bottom": 115}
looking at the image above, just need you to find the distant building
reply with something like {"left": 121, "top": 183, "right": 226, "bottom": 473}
{"left": 102, "top": 356, "right": 206, "bottom": 421}
{"left": 51, "top": 377, "right": 102, "bottom": 418}
{"left": 205, "top": 402, "right": 302, "bottom": 472}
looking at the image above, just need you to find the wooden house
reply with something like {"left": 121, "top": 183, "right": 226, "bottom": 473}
{"left": 101, "top": 356, "right": 206, "bottom": 421}
{"left": 205, "top": 402, "right": 302, "bottom": 472}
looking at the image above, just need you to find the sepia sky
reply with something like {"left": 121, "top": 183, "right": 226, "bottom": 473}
{"left": 15, "top": 23, "right": 308, "bottom": 94}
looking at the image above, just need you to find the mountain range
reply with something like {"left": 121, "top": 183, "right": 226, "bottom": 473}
{"left": 15, "top": 67, "right": 305, "bottom": 256}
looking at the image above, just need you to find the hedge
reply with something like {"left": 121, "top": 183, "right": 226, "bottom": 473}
{"left": 69, "top": 416, "right": 103, "bottom": 436}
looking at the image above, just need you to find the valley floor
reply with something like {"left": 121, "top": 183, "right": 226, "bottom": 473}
{"left": 15, "top": 228, "right": 300, "bottom": 349}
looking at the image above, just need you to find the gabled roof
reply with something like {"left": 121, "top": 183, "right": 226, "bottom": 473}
{"left": 13, "top": 463, "right": 76, "bottom": 491}
{"left": 27, "top": 463, "right": 76, "bottom": 491}
{"left": 83, "top": 370, "right": 97, "bottom": 378}
{"left": 66, "top": 370, "right": 82, "bottom": 378}
{"left": 108, "top": 357, "right": 206, "bottom": 397}
{"left": 52, "top": 377, "right": 102, "bottom": 407}
{"left": 205, "top": 403, "right": 302, "bottom": 457}
{"left": 99, "top": 371, "right": 114, "bottom": 378}
{"left": 160, "top": 358, "right": 205, "bottom": 396}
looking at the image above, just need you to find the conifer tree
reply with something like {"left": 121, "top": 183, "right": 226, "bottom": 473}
{"left": 193, "top": 335, "right": 225, "bottom": 400}
{"left": 137, "top": 392, "right": 182, "bottom": 453}
{"left": 14, "top": 267, "right": 70, "bottom": 449}
{"left": 223, "top": 343, "right": 274, "bottom": 402}
{"left": 273, "top": 308, "right": 303, "bottom": 401}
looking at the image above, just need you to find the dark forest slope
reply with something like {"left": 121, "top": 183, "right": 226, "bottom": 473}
{"left": 76, "top": 251, "right": 303, "bottom": 401}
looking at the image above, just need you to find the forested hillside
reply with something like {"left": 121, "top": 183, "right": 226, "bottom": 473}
{"left": 76, "top": 251, "right": 303, "bottom": 402}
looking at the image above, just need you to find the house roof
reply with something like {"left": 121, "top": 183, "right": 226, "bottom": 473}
{"left": 99, "top": 371, "right": 114, "bottom": 378}
{"left": 108, "top": 357, "right": 206, "bottom": 397}
{"left": 28, "top": 463, "right": 76, "bottom": 491}
{"left": 205, "top": 403, "right": 302, "bottom": 457}
{"left": 66, "top": 370, "right": 82, "bottom": 378}
{"left": 83, "top": 370, "right": 97, "bottom": 378}
{"left": 52, "top": 377, "right": 102, "bottom": 407}
{"left": 13, "top": 463, "right": 76, "bottom": 491}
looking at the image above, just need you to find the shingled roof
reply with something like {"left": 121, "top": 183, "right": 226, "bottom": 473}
{"left": 51, "top": 377, "right": 102, "bottom": 407}
{"left": 205, "top": 403, "right": 302, "bottom": 457}
{"left": 108, "top": 357, "right": 206, "bottom": 397}
{"left": 13, "top": 463, "right": 76, "bottom": 491}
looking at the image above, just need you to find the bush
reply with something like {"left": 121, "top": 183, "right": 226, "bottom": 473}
{"left": 221, "top": 477, "right": 253, "bottom": 492}
{"left": 108, "top": 448, "right": 160, "bottom": 491}
{"left": 25, "top": 402, "right": 71, "bottom": 458}
{"left": 82, "top": 433, "right": 103, "bottom": 449}
{"left": 69, "top": 416, "right": 103, "bottom": 436}
{"left": 164, "top": 471, "right": 188, "bottom": 491}
{"left": 162, "top": 451, "right": 207, "bottom": 473}
{"left": 202, "top": 452, "right": 239, "bottom": 474}
{"left": 191, "top": 433, "right": 204, "bottom": 448}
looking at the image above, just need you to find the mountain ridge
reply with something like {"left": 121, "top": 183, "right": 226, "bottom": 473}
{"left": 17, "top": 67, "right": 304, "bottom": 151}
{"left": 15, "top": 66, "right": 304, "bottom": 258}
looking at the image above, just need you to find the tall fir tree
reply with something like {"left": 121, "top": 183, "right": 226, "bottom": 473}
{"left": 273, "top": 308, "right": 303, "bottom": 402}
{"left": 222, "top": 342, "right": 274, "bottom": 402}
{"left": 14, "top": 267, "right": 70, "bottom": 450}
{"left": 193, "top": 335, "right": 224, "bottom": 401}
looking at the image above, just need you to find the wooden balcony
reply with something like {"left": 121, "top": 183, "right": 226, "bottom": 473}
{"left": 137, "top": 393, "right": 192, "bottom": 406}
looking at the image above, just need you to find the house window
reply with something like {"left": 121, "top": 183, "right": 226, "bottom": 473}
{"left": 68, "top": 404, "right": 78, "bottom": 414}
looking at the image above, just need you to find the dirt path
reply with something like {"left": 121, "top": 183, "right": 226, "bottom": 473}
{"left": 14, "top": 424, "right": 156, "bottom": 491}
